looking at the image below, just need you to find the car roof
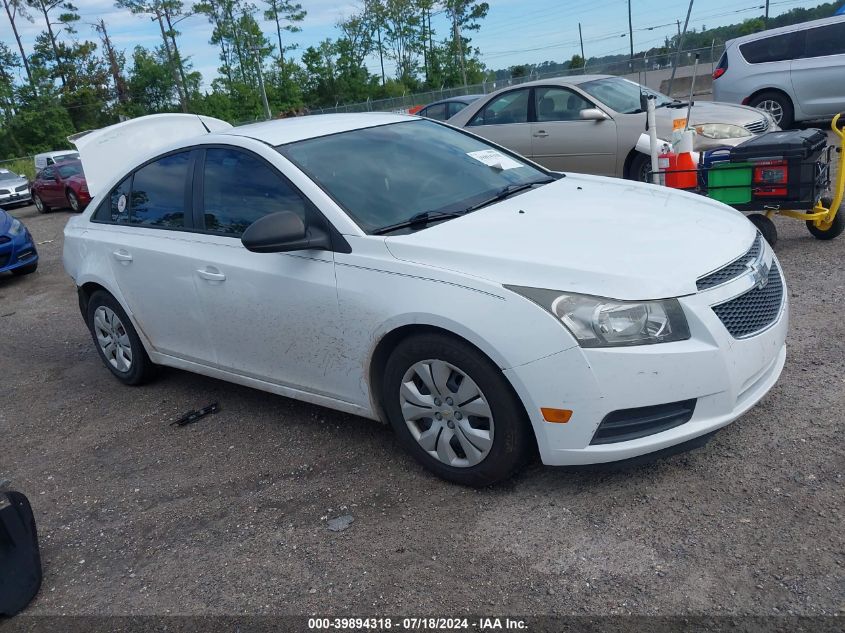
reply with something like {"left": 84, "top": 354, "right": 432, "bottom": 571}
{"left": 726, "top": 14, "right": 845, "bottom": 46}
{"left": 424, "top": 94, "right": 484, "bottom": 106}
{"left": 223, "top": 112, "right": 414, "bottom": 146}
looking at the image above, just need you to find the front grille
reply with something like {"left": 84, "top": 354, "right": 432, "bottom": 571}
{"left": 697, "top": 233, "right": 763, "bottom": 291}
{"left": 15, "top": 184, "right": 29, "bottom": 193}
{"left": 744, "top": 118, "right": 770, "bottom": 134}
{"left": 591, "top": 399, "right": 697, "bottom": 445}
{"left": 712, "top": 263, "right": 784, "bottom": 338}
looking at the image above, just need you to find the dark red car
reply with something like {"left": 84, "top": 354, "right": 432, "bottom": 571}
{"left": 31, "top": 160, "right": 90, "bottom": 213}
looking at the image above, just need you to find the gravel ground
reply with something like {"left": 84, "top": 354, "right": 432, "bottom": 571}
{"left": 0, "top": 131, "right": 843, "bottom": 622}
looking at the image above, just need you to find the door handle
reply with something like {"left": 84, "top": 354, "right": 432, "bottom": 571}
{"left": 112, "top": 249, "right": 133, "bottom": 263}
{"left": 196, "top": 267, "right": 226, "bottom": 282}
{"left": 533, "top": 130, "right": 549, "bottom": 138}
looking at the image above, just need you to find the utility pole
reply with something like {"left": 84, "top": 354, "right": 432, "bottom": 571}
{"left": 578, "top": 22, "right": 586, "bottom": 72}
{"left": 764, "top": 0, "right": 770, "bottom": 27}
{"left": 667, "top": 0, "right": 694, "bottom": 97}
{"left": 627, "top": 0, "right": 634, "bottom": 71}
{"left": 253, "top": 47, "right": 271, "bottom": 120}
{"left": 94, "top": 19, "right": 129, "bottom": 105}
{"left": 452, "top": 8, "right": 467, "bottom": 87}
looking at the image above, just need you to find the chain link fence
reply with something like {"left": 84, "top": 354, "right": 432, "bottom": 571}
{"left": 312, "top": 43, "right": 725, "bottom": 115}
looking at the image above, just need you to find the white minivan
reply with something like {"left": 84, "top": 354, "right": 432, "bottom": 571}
{"left": 713, "top": 15, "right": 845, "bottom": 127}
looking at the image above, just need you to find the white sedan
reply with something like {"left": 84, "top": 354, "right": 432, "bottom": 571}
{"left": 63, "top": 112, "right": 788, "bottom": 486}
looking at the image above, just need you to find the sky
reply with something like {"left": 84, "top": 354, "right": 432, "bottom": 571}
{"left": 1, "top": 0, "right": 825, "bottom": 89}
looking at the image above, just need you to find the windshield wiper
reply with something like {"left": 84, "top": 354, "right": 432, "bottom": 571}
{"left": 373, "top": 210, "right": 466, "bottom": 235}
{"left": 659, "top": 99, "right": 690, "bottom": 109}
{"left": 463, "top": 178, "right": 556, "bottom": 213}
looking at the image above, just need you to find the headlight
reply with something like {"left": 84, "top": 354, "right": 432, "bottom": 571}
{"left": 506, "top": 286, "right": 690, "bottom": 348}
{"left": 694, "top": 123, "right": 752, "bottom": 140}
{"left": 8, "top": 218, "right": 24, "bottom": 236}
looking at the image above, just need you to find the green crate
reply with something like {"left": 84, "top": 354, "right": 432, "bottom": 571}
{"left": 707, "top": 162, "right": 752, "bottom": 205}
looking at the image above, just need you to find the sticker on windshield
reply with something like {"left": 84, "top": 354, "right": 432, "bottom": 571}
{"left": 467, "top": 150, "right": 523, "bottom": 170}
{"left": 117, "top": 194, "right": 127, "bottom": 213}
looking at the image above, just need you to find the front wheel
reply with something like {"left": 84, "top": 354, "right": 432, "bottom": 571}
{"left": 86, "top": 290, "right": 156, "bottom": 385}
{"left": 382, "top": 333, "right": 533, "bottom": 486}
{"left": 627, "top": 152, "right": 653, "bottom": 183}
{"left": 67, "top": 190, "right": 81, "bottom": 212}
{"left": 806, "top": 197, "right": 844, "bottom": 240}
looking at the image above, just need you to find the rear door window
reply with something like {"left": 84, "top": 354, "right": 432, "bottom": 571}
{"left": 421, "top": 103, "right": 448, "bottom": 120}
{"left": 800, "top": 22, "right": 845, "bottom": 58}
{"left": 201, "top": 148, "right": 307, "bottom": 236}
{"left": 94, "top": 175, "right": 132, "bottom": 223}
{"left": 739, "top": 31, "right": 804, "bottom": 63}
{"left": 129, "top": 152, "right": 191, "bottom": 228}
{"left": 468, "top": 89, "right": 530, "bottom": 126}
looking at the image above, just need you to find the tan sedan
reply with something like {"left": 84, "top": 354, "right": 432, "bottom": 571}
{"left": 447, "top": 74, "right": 777, "bottom": 180}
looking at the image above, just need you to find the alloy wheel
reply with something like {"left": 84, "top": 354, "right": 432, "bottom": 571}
{"left": 93, "top": 306, "right": 133, "bottom": 372}
{"left": 68, "top": 191, "right": 79, "bottom": 211}
{"left": 34, "top": 196, "right": 44, "bottom": 212}
{"left": 757, "top": 100, "right": 783, "bottom": 125}
{"left": 399, "top": 359, "right": 494, "bottom": 468}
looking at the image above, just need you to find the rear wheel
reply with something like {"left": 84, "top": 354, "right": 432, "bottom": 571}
{"left": 806, "top": 196, "right": 844, "bottom": 240}
{"left": 748, "top": 91, "right": 794, "bottom": 129}
{"left": 748, "top": 213, "right": 778, "bottom": 246}
{"left": 33, "top": 194, "right": 49, "bottom": 214}
{"left": 86, "top": 290, "right": 156, "bottom": 385}
{"left": 382, "top": 333, "right": 533, "bottom": 486}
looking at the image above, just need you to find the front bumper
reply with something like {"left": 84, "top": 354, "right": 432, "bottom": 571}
{"left": 0, "top": 228, "right": 39, "bottom": 273}
{"left": 505, "top": 254, "right": 788, "bottom": 467}
{"left": 0, "top": 190, "right": 32, "bottom": 206}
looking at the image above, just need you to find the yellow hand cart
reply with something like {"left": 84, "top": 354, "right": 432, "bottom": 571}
{"left": 652, "top": 113, "right": 845, "bottom": 246}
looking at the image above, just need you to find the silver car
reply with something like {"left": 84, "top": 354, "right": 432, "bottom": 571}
{"left": 448, "top": 75, "right": 776, "bottom": 181}
{"left": 0, "top": 169, "right": 31, "bottom": 208}
{"left": 713, "top": 15, "right": 845, "bottom": 128}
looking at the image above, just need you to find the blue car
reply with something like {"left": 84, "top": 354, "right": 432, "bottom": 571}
{"left": 0, "top": 208, "right": 38, "bottom": 276}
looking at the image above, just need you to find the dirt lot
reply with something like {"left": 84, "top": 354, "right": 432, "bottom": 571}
{"left": 1, "top": 136, "right": 843, "bottom": 623}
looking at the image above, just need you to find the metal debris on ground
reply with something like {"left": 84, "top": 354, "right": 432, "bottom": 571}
{"left": 170, "top": 402, "right": 220, "bottom": 427}
{"left": 327, "top": 514, "right": 354, "bottom": 532}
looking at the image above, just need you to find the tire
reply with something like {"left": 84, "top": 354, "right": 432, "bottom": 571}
{"left": 748, "top": 91, "right": 794, "bottom": 129}
{"left": 66, "top": 190, "right": 80, "bottom": 212}
{"left": 747, "top": 213, "right": 778, "bottom": 247}
{"left": 85, "top": 290, "right": 156, "bottom": 385}
{"left": 382, "top": 333, "right": 533, "bottom": 486}
{"left": 806, "top": 196, "right": 844, "bottom": 240}
{"left": 33, "top": 194, "right": 49, "bottom": 214}
{"left": 627, "top": 152, "right": 654, "bottom": 183}
{"left": 10, "top": 261, "right": 37, "bottom": 276}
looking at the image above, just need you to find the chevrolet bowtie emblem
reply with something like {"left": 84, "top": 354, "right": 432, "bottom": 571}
{"left": 748, "top": 257, "right": 770, "bottom": 290}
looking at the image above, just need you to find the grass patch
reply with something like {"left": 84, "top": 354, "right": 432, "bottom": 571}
{"left": 0, "top": 158, "right": 36, "bottom": 181}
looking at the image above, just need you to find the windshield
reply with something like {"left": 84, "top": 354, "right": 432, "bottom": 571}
{"left": 0, "top": 170, "right": 20, "bottom": 182}
{"left": 279, "top": 119, "right": 550, "bottom": 234}
{"left": 53, "top": 152, "right": 79, "bottom": 163}
{"left": 58, "top": 163, "right": 83, "bottom": 178}
{"left": 579, "top": 77, "right": 673, "bottom": 114}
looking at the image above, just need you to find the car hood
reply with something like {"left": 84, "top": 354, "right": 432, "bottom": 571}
{"left": 0, "top": 175, "right": 28, "bottom": 191}
{"left": 384, "top": 174, "right": 756, "bottom": 300}
{"left": 655, "top": 101, "right": 768, "bottom": 131}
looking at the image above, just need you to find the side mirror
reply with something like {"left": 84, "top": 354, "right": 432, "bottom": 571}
{"left": 241, "top": 211, "right": 332, "bottom": 253}
{"left": 580, "top": 108, "right": 610, "bottom": 121}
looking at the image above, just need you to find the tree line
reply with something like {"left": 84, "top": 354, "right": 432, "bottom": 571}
{"left": 0, "top": 0, "right": 490, "bottom": 159}
{"left": 0, "top": 0, "right": 839, "bottom": 160}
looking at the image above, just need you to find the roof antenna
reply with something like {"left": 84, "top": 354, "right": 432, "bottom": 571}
{"left": 198, "top": 115, "right": 211, "bottom": 133}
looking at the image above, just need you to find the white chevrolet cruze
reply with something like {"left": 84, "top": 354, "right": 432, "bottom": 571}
{"left": 63, "top": 113, "right": 788, "bottom": 486}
